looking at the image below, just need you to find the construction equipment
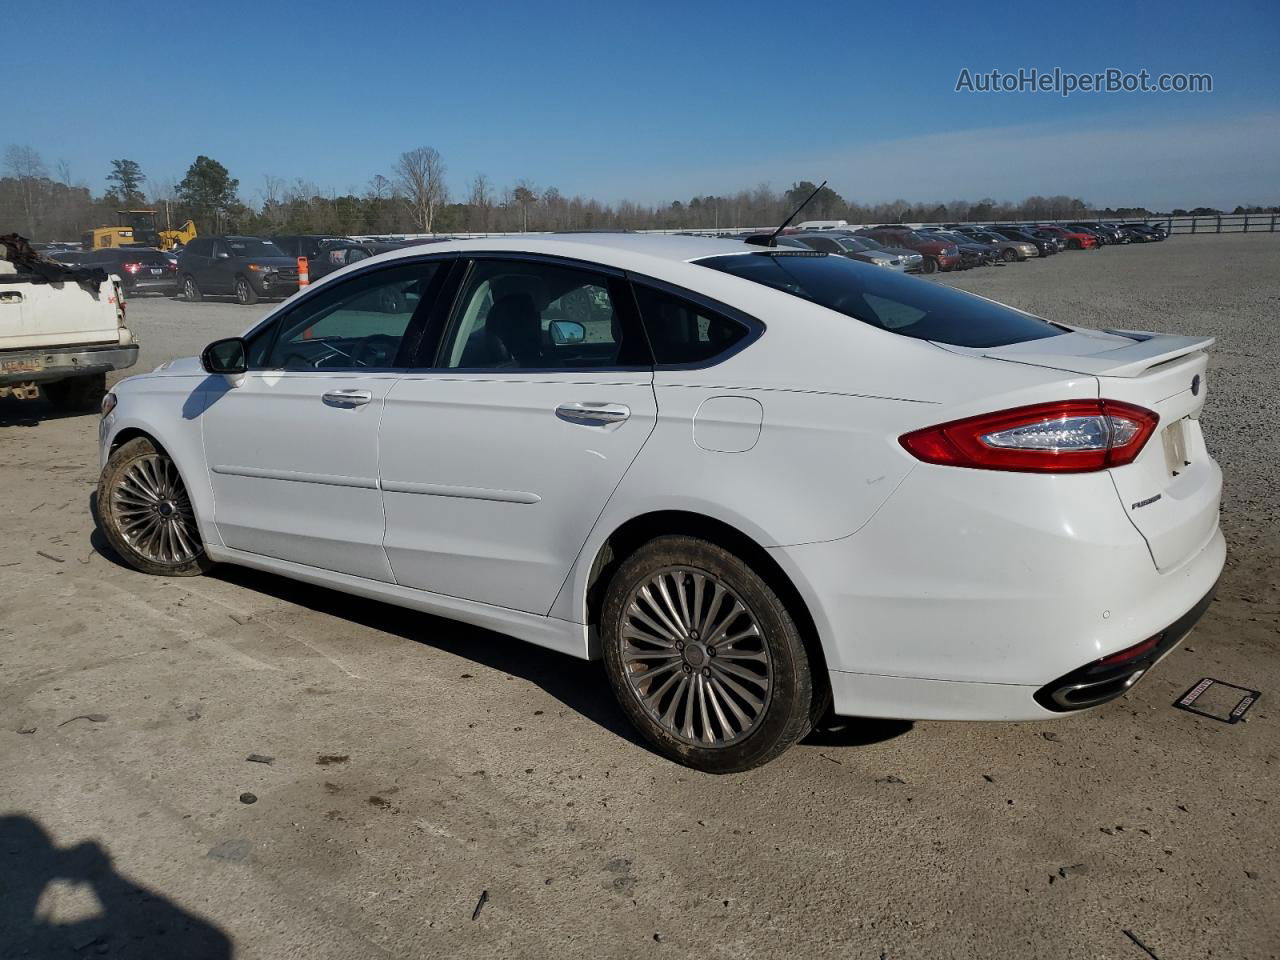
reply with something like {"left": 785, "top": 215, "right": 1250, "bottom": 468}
{"left": 83, "top": 210, "right": 197, "bottom": 252}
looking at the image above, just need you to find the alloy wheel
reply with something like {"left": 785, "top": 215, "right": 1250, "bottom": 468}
{"left": 620, "top": 566, "right": 773, "bottom": 748}
{"left": 110, "top": 454, "right": 201, "bottom": 566}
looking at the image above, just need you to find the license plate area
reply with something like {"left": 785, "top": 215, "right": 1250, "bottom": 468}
{"left": 2, "top": 356, "right": 43, "bottom": 374}
{"left": 1161, "top": 418, "right": 1190, "bottom": 476}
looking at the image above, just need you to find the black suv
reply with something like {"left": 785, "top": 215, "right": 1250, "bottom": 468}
{"left": 177, "top": 236, "right": 299, "bottom": 304}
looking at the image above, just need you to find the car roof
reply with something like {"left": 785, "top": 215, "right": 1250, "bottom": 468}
{"left": 349, "top": 232, "right": 754, "bottom": 266}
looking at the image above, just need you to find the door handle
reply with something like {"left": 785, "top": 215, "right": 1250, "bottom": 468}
{"left": 0, "top": 292, "right": 22, "bottom": 304}
{"left": 555, "top": 402, "right": 631, "bottom": 426}
{"left": 322, "top": 389, "right": 373, "bottom": 408}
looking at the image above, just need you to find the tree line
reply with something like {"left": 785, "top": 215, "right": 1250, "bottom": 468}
{"left": 3, "top": 143, "right": 1276, "bottom": 243}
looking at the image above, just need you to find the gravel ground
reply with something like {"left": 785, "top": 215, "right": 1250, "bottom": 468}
{"left": 1, "top": 234, "right": 1276, "bottom": 960}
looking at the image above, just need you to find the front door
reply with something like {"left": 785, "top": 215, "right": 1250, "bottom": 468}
{"left": 379, "top": 256, "right": 656, "bottom": 614}
{"left": 201, "top": 259, "right": 444, "bottom": 580}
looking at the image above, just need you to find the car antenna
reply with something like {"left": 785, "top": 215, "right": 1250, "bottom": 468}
{"left": 745, "top": 180, "right": 828, "bottom": 248}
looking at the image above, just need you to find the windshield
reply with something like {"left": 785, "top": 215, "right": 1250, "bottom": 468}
{"left": 696, "top": 252, "right": 1064, "bottom": 348}
{"left": 228, "top": 238, "right": 286, "bottom": 258}
{"left": 836, "top": 238, "right": 872, "bottom": 253}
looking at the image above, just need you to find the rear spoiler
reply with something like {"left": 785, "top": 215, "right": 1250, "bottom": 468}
{"left": 966, "top": 328, "right": 1216, "bottom": 378}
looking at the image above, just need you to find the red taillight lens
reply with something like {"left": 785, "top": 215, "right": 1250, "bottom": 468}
{"left": 899, "top": 400, "right": 1159, "bottom": 473}
{"left": 122, "top": 262, "right": 141, "bottom": 274}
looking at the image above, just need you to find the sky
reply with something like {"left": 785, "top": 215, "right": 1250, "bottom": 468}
{"left": 10, "top": 0, "right": 1279, "bottom": 211}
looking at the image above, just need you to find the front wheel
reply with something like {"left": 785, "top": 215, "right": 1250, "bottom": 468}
{"left": 97, "top": 437, "right": 213, "bottom": 577}
{"left": 1002, "top": 248, "right": 1018, "bottom": 263}
{"left": 235, "top": 277, "right": 259, "bottom": 305}
{"left": 920, "top": 257, "right": 938, "bottom": 274}
{"left": 601, "top": 536, "right": 816, "bottom": 773}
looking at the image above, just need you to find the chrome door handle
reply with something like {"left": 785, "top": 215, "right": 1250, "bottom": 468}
{"left": 322, "top": 389, "right": 373, "bottom": 408}
{"left": 556, "top": 402, "right": 631, "bottom": 426}
{"left": 0, "top": 292, "right": 22, "bottom": 304}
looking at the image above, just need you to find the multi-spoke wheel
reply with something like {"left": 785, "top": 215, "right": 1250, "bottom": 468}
{"left": 98, "top": 437, "right": 212, "bottom": 577}
{"left": 602, "top": 536, "right": 817, "bottom": 773}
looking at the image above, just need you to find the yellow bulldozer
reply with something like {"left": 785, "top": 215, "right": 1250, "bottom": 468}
{"left": 82, "top": 210, "right": 197, "bottom": 252}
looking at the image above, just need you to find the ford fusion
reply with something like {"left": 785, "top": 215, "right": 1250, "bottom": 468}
{"left": 96, "top": 235, "right": 1223, "bottom": 772}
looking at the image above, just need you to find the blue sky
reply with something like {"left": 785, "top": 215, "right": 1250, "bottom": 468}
{"left": 11, "top": 0, "right": 1279, "bottom": 209}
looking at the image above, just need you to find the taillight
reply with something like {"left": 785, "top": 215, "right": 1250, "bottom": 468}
{"left": 899, "top": 400, "right": 1159, "bottom": 473}
{"left": 122, "top": 262, "right": 142, "bottom": 274}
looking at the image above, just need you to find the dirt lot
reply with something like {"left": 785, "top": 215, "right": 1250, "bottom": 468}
{"left": 2, "top": 234, "right": 1277, "bottom": 960}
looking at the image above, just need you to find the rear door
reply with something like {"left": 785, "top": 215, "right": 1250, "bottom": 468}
{"left": 378, "top": 255, "right": 657, "bottom": 614}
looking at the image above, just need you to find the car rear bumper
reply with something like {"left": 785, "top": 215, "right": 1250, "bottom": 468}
{"left": 125, "top": 278, "right": 178, "bottom": 293}
{"left": 0, "top": 342, "right": 138, "bottom": 385}
{"left": 769, "top": 465, "right": 1226, "bottom": 721}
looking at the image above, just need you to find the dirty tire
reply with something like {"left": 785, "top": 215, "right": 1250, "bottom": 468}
{"left": 601, "top": 535, "right": 815, "bottom": 773}
{"left": 97, "top": 436, "right": 213, "bottom": 577}
{"left": 44, "top": 373, "right": 106, "bottom": 412}
{"left": 235, "top": 277, "right": 258, "bottom": 305}
{"left": 182, "top": 275, "right": 202, "bottom": 302}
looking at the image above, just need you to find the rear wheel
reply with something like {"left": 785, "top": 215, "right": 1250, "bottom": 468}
{"left": 182, "top": 275, "right": 202, "bottom": 302}
{"left": 601, "top": 536, "right": 816, "bottom": 773}
{"left": 44, "top": 373, "right": 106, "bottom": 412}
{"left": 235, "top": 276, "right": 259, "bottom": 305}
{"left": 98, "top": 437, "right": 213, "bottom": 577}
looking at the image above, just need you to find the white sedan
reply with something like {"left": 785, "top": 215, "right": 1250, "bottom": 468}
{"left": 96, "top": 234, "right": 1224, "bottom": 772}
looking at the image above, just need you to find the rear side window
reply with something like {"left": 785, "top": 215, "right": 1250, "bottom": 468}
{"left": 697, "top": 252, "right": 1063, "bottom": 349}
{"left": 633, "top": 283, "right": 750, "bottom": 365}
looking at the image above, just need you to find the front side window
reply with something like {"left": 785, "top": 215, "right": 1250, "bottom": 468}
{"left": 249, "top": 261, "right": 439, "bottom": 370}
{"left": 632, "top": 283, "right": 750, "bottom": 365}
{"left": 438, "top": 259, "right": 644, "bottom": 369}
{"left": 697, "top": 252, "right": 1064, "bottom": 348}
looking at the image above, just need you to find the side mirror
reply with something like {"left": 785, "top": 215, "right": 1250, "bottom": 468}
{"left": 215, "top": 251, "right": 230, "bottom": 260}
{"left": 201, "top": 337, "right": 247, "bottom": 375}
{"left": 549, "top": 319, "right": 586, "bottom": 345}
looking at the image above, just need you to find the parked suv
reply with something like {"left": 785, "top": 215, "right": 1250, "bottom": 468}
{"left": 177, "top": 236, "right": 299, "bottom": 305}
{"left": 856, "top": 227, "right": 960, "bottom": 274}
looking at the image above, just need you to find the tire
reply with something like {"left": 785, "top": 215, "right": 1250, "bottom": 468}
{"left": 97, "top": 436, "right": 213, "bottom": 577}
{"left": 601, "top": 535, "right": 816, "bottom": 773}
{"left": 182, "top": 275, "right": 202, "bottom": 302}
{"left": 235, "top": 276, "right": 259, "bottom": 305}
{"left": 1001, "top": 248, "right": 1017, "bottom": 263}
{"left": 43, "top": 372, "right": 106, "bottom": 412}
{"left": 920, "top": 257, "right": 938, "bottom": 274}
{"left": 1069, "top": 239, "right": 1081, "bottom": 250}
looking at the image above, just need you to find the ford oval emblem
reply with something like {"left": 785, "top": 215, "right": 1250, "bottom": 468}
{"left": 1191, "top": 374, "right": 1201, "bottom": 396}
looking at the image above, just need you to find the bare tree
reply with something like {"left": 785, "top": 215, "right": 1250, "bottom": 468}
{"left": 467, "top": 173, "right": 492, "bottom": 232}
{"left": 393, "top": 147, "right": 447, "bottom": 233}
{"left": 4, "top": 144, "right": 47, "bottom": 237}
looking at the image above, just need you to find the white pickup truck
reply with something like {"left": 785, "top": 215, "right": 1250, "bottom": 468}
{"left": 1, "top": 236, "right": 138, "bottom": 410}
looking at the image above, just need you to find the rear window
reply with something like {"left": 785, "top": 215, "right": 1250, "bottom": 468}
{"left": 696, "top": 252, "right": 1064, "bottom": 348}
